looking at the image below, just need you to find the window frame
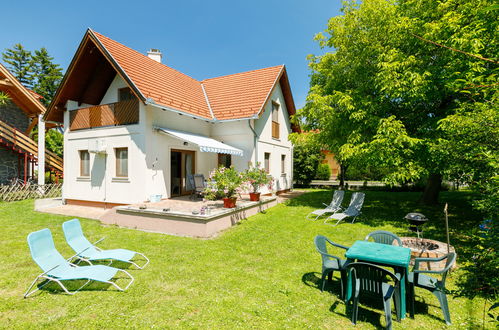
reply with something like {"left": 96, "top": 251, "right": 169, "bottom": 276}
{"left": 118, "top": 87, "right": 134, "bottom": 102}
{"left": 271, "top": 101, "right": 280, "bottom": 139}
{"left": 115, "top": 147, "right": 129, "bottom": 178}
{"left": 264, "top": 152, "right": 271, "bottom": 173}
{"left": 281, "top": 154, "right": 286, "bottom": 174}
{"left": 218, "top": 153, "right": 232, "bottom": 168}
{"left": 79, "top": 150, "right": 90, "bottom": 177}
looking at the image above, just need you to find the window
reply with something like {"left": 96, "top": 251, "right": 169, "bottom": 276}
{"left": 218, "top": 154, "right": 231, "bottom": 168}
{"left": 281, "top": 154, "right": 286, "bottom": 174}
{"left": 272, "top": 101, "right": 280, "bottom": 139}
{"left": 118, "top": 87, "right": 134, "bottom": 101}
{"left": 79, "top": 150, "right": 90, "bottom": 177}
{"left": 115, "top": 147, "right": 128, "bottom": 177}
{"left": 264, "top": 153, "right": 270, "bottom": 173}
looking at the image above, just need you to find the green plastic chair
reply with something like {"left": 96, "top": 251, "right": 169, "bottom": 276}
{"left": 314, "top": 235, "right": 350, "bottom": 298}
{"left": 365, "top": 230, "right": 402, "bottom": 246}
{"left": 408, "top": 252, "right": 456, "bottom": 325}
{"left": 346, "top": 262, "right": 401, "bottom": 329}
{"left": 24, "top": 228, "right": 134, "bottom": 298}
{"left": 62, "top": 219, "right": 149, "bottom": 269}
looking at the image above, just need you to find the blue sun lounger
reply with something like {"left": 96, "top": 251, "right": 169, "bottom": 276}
{"left": 24, "top": 228, "right": 134, "bottom": 298}
{"left": 62, "top": 219, "right": 149, "bottom": 269}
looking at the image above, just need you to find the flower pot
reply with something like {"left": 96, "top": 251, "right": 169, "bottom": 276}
{"left": 249, "top": 192, "right": 261, "bottom": 202}
{"left": 223, "top": 197, "right": 237, "bottom": 208}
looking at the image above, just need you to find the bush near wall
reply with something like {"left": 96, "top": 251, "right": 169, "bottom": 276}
{"left": 315, "top": 163, "right": 331, "bottom": 180}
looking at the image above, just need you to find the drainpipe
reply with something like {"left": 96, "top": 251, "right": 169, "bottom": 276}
{"left": 248, "top": 119, "right": 258, "bottom": 165}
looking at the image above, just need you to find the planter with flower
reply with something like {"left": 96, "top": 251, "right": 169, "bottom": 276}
{"left": 203, "top": 166, "right": 244, "bottom": 208}
{"left": 243, "top": 165, "right": 274, "bottom": 202}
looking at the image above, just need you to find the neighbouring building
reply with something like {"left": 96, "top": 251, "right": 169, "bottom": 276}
{"left": 44, "top": 29, "right": 298, "bottom": 207}
{"left": 0, "top": 63, "right": 62, "bottom": 184}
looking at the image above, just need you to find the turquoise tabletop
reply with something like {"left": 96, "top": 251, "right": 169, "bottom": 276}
{"left": 345, "top": 240, "right": 411, "bottom": 268}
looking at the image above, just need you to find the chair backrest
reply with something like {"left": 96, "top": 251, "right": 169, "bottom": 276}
{"left": 329, "top": 190, "right": 345, "bottom": 209}
{"left": 344, "top": 192, "right": 365, "bottom": 216}
{"left": 194, "top": 174, "right": 205, "bottom": 189}
{"left": 27, "top": 228, "right": 68, "bottom": 273}
{"left": 314, "top": 235, "right": 331, "bottom": 263}
{"left": 62, "top": 219, "right": 99, "bottom": 257}
{"left": 187, "top": 174, "right": 195, "bottom": 189}
{"left": 365, "top": 230, "right": 402, "bottom": 246}
{"left": 346, "top": 262, "right": 399, "bottom": 295}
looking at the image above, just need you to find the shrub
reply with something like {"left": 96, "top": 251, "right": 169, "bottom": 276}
{"left": 203, "top": 166, "right": 244, "bottom": 200}
{"left": 243, "top": 164, "right": 273, "bottom": 193}
{"left": 316, "top": 163, "right": 331, "bottom": 180}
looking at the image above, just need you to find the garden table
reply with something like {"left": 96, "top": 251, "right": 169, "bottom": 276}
{"left": 345, "top": 240, "right": 411, "bottom": 319}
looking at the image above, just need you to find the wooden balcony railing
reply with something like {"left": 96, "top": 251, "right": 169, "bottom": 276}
{"left": 0, "top": 119, "right": 63, "bottom": 173}
{"left": 69, "top": 99, "right": 139, "bottom": 131}
{"left": 272, "top": 121, "right": 280, "bottom": 139}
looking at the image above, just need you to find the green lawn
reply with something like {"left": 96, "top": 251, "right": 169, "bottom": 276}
{"left": 0, "top": 190, "right": 492, "bottom": 328}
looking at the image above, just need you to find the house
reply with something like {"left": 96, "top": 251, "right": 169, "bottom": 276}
{"left": 0, "top": 63, "right": 62, "bottom": 185}
{"left": 44, "top": 29, "right": 298, "bottom": 207}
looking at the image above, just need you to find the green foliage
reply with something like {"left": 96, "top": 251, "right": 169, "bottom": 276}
{"left": 31, "top": 48, "right": 63, "bottom": 106}
{"left": 297, "top": 0, "right": 498, "bottom": 202}
{"left": 30, "top": 128, "right": 64, "bottom": 157}
{"left": 243, "top": 164, "right": 273, "bottom": 193}
{"left": 0, "top": 91, "right": 9, "bottom": 105}
{"left": 455, "top": 219, "right": 498, "bottom": 311}
{"left": 2, "top": 44, "right": 63, "bottom": 105}
{"left": 2, "top": 44, "right": 33, "bottom": 87}
{"left": 315, "top": 163, "right": 331, "bottom": 180}
{"left": 203, "top": 166, "right": 244, "bottom": 199}
{"left": 45, "top": 129, "right": 63, "bottom": 157}
{"left": 289, "top": 132, "right": 324, "bottom": 185}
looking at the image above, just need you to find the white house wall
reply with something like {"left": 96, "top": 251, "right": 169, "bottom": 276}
{"left": 62, "top": 75, "right": 293, "bottom": 204}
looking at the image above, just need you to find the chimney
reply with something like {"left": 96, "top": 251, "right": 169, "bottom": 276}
{"left": 147, "top": 49, "right": 162, "bottom": 63}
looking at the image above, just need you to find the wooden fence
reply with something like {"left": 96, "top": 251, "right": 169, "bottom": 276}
{"left": 0, "top": 183, "right": 62, "bottom": 202}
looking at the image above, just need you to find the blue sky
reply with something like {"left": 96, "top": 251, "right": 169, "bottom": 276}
{"left": 0, "top": 0, "right": 342, "bottom": 109}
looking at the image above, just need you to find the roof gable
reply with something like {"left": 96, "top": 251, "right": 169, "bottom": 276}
{"left": 0, "top": 63, "right": 46, "bottom": 116}
{"left": 45, "top": 29, "right": 296, "bottom": 125}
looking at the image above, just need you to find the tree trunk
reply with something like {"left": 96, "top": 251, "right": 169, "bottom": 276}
{"left": 421, "top": 173, "right": 442, "bottom": 205}
{"left": 339, "top": 163, "right": 348, "bottom": 189}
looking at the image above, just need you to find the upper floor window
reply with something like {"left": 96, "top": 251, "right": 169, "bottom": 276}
{"left": 115, "top": 147, "right": 128, "bottom": 177}
{"left": 79, "top": 150, "right": 90, "bottom": 177}
{"left": 272, "top": 101, "right": 280, "bottom": 139}
{"left": 118, "top": 87, "right": 134, "bottom": 101}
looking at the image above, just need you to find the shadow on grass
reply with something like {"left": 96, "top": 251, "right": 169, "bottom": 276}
{"left": 287, "top": 189, "right": 481, "bottom": 260}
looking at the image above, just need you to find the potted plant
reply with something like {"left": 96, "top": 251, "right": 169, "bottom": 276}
{"left": 243, "top": 164, "right": 274, "bottom": 201}
{"left": 203, "top": 166, "right": 243, "bottom": 208}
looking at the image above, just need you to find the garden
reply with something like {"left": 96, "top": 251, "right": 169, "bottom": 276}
{"left": 0, "top": 189, "right": 496, "bottom": 328}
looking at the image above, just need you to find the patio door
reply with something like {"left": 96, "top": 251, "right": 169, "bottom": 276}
{"left": 170, "top": 149, "right": 195, "bottom": 197}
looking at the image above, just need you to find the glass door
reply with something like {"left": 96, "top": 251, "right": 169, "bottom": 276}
{"left": 171, "top": 149, "right": 195, "bottom": 197}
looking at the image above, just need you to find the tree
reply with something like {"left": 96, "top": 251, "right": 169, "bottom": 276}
{"left": 31, "top": 48, "right": 63, "bottom": 106}
{"left": 2, "top": 44, "right": 33, "bottom": 88}
{"left": 289, "top": 132, "right": 324, "bottom": 186}
{"left": 2, "top": 45, "right": 63, "bottom": 105}
{"left": 298, "top": 0, "right": 498, "bottom": 204}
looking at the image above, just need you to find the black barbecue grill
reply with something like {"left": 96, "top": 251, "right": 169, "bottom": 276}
{"left": 405, "top": 212, "right": 428, "bottom": 239}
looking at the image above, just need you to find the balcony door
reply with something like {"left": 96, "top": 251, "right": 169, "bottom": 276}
{"left": 170, "top": 149, "right": 195, "bottom": 197}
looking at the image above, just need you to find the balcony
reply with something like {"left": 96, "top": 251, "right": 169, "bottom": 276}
{"left": 69, "top": 99, "right": 139, "bottom": 131}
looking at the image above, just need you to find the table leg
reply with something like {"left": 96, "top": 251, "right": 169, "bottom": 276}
{"left": 399, "top": 267, "right": 407, "bottom": 320}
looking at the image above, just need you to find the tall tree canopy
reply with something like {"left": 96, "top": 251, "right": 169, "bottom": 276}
{"left": 298, "top": 0, "right": 498, "bottom": 204}
{"left": 2, "top": 45, "right": 63, "bottom": 106}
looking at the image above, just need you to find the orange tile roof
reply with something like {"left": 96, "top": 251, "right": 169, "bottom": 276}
{"left": 91, "top": 31, "right": 287, "bottom": 121}
{"left": 93, "top": 31, "right": 212, "bottom": 119}
{"left": 202, "top": 65, "right": 283, "bottom": 120}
